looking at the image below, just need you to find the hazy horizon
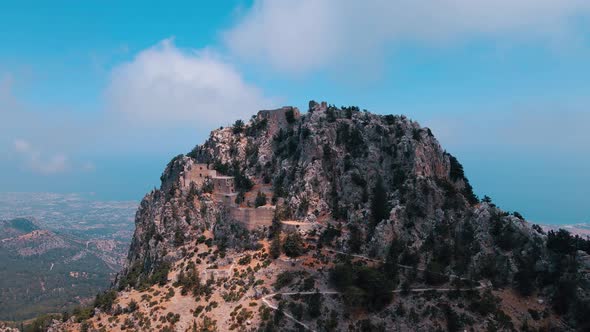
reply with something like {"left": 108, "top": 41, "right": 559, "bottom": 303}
{"left": 1, "top": 1, "right": 589, "bottom": 225}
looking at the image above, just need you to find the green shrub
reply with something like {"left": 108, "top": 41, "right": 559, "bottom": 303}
{"left": 238, "top": 255, "right": 252, "bottom": 265}
{"left": 202, "top": 180, "right": 214, "bottom": 193}
{"left": 326, "top": 106, "right": 337, "bottom": 122}
{"left": 127, "top": 300, "right": 138, "bottom": 313}
{"left": 547, "top": 229, "right": 576, "bottom": 256}
{"left": 25, "top": 314, "right": 61, "bottom": 332}
{"left": 232, "top": 120, "right": 244, "bottom": 134}
{"left": 72, "top": 306, "right": 94, "bottom": 322}
{"left": 285, "top": 109, "right": 296, "bottom": 124}
{"left": 318, "top": 224, "right": 341, "bottom": 246}
{"left": 94, "top": 289, "right": 117, "bottom": 312}
{"left": 274, "top": 271, "right": 300, "bottom": 289}
{"left": 255, "top": 191, "right": 267, "bottom": 207}
{"left": 329, "top": 264, "right": 394, "bottom": 312}
{"left": 282, "top": 232, "right": 305, "bottom": 258}
{"left": 468, "top": 290, "right": 498, "bottom": 316}
{"left": 174, "top": 228, "right": 185, "bottom": 246}
{"left": 150, "top": 262, "right": 170, "bottom": 286}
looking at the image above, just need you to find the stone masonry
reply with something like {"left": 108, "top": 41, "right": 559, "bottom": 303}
{"left": 181, "top": 162, "right": 272, "bottom": 230}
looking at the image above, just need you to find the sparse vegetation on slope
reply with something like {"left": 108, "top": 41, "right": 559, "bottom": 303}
{"left": 45, "top": 102, "right": 590, "bottom": 332}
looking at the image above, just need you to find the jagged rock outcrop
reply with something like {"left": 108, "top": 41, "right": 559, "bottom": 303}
{"left": 120, "top": 102, "right": 563, "bottom": 284}
{"left": 125, "top": 104, "right": 461, "bottom": 269}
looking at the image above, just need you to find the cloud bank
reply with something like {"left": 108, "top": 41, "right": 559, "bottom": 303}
{"left": 13, "top": 138, "right": 69, "bottom": 174}
{"left": 2, "top": 39, "right": 278, "bottom": 176}
{"left": 106, "top": 39, "right": 274, "bottom": 128}
{"left": 225, "top": 0, "right": 590, "bottom": 75}
{"left": 1, "top": 73, "right": 96, "bottom": 175}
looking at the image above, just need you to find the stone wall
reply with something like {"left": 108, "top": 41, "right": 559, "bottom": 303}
{"left": 212, "top": 176, "right": 235, "bottom": 194}
{"left": 182, "top": 163, "right": 217, "bottom": 187}
{"left": 213, "top": 193, "right": 238, "bottom": 207}
{"left": 182, "top": 162, "right": 275, "bottom": 230}
{"left": 257, "top": 106, "right": 301, "bottom": 137}
{"left": 229, "top": 206, "right": 275, "bottom": 230}
{"left": 200, "top": 269, "right": 230, "bottom": 281}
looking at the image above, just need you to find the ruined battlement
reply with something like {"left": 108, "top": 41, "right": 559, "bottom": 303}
{"left": 182, "top": 163, "right": 216, "bottom": 187}
{"left": 308, "top": 100, "right": 328, "bottom": 112}
{"left": 180, "top": 161, "right": 273, "bottom": 230}
{"left": 257, "top": 106, "right": 300, "bottom": 136}
{"left": 211, "top": 176, "right": 235, "bottom": 194}
{"left": 229, "top": 206, "right": 275, "bottom": 231}
{"left": 181, "top": 163, "right": 235, "bottom": 194}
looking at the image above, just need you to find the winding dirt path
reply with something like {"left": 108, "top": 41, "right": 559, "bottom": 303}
{"left": 261, "top": 248, "right": 491, "bottom": 331}
{"left": 261, "top": 291, "right": 339, "bottom": 331}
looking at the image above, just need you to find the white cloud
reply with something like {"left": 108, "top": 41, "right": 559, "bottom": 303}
{"left": 2, "top": 40, "right": 279, "bottom": 164}
{"left": 13, "top": 139, "right": 69, "bottom": 175}
{"left": 13, "top": 138, "right": 31, "bottom": 153}
{"left": 105, "top": 38, "right": 275, "bottom": 128}
{"left": 1, "top": 74, "right": 96, "bottom": 175}
{"left": 225, "top": 0, "right": 590, "bottom": 75}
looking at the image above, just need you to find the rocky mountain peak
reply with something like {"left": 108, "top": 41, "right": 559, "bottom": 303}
{"left": 52, "top": 102, "right": 590, "bottom": 331}
{"left": 122, "top": 101, "right": 485, "bottom": 281}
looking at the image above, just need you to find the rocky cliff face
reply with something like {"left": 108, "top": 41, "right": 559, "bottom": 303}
{"left": 124, "top": 101, "right": 482, "bottom": 269}
{"left": 54, "top": 102, "right": 589, "bottom": 332}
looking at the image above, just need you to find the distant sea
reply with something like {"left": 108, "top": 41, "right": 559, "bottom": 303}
{"left": 540, "top": 222, "right": 590, "bottom": 237}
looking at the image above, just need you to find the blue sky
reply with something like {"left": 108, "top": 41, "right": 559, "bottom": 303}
{"left": 1, "top": 1, "right": 589, "bottom": 225}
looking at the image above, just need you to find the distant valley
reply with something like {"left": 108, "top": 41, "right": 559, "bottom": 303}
{"left": 543, "top": 222, "right": 590, "bottom": 237}
{"left": 0, "top": 193, "right": 136, "bottom": 321}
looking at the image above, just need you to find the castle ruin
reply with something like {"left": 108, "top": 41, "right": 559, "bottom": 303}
{"left": 181, "top": 162, "right": 274, "bottom": 231}
{"left": 179, "top": 107, "right": 308, "bottom": 231}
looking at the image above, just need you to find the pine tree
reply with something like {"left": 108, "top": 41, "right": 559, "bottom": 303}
{"left": 384, "top": 239, "right": 399, "bottom": 283}
{"left": 268, "top": 216, "right": 282, "bottom": 239}
{"left": 331, "top": 180, "right": 340, "bottom": 219}
{"left": 348, "top": 225, "right": 362, "bottom": 253}
{"left": 270, "top": 232, "right": 281, "bottom": 259}
{"left": 283, "top": 232, "right": 305, "bottom": 257}
{"left": 255, "top": 191, "right": 267, "bottom": 207}
{"left": 370, "top": 176, "right": 388, "bottom": 231}
{"left": 308, "top": 291, "right": 322, "bottom": 318}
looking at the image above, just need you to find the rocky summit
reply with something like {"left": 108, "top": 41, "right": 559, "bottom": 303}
{"left": 50, "top": 102, "right": 590, "bottom": 331}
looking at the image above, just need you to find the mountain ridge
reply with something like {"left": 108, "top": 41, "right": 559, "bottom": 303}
{"left": 0, "top": 217, "right": 130, "bottom": 321}
{"left": 48, "top": 102, "right": 590, "bottom": 331}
